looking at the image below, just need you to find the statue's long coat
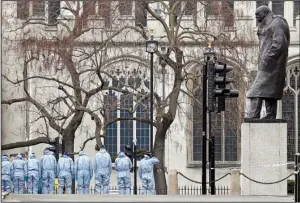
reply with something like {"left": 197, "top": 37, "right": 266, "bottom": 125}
{"left": 246, "top": 13, "right": 290, "bottom": 100}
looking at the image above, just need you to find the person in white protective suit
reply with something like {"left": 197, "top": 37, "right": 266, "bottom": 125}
{"left": 115, "top": 151, "right": 132, "bottom": 195}
{"left": 75, "top": 151, "right": 93, "bottom": 194}
{"left": 138, "top": 153, "right": 159, "bottom": 195}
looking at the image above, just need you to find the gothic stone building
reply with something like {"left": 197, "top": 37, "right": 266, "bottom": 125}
{"left": 1, "top": 1, "right": 300, "bottom": 188}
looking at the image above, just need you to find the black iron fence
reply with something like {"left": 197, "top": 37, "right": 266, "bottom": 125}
{"left": 74, "top": 186, "right": 161, "bottom": 195}
{"left": 72, "top": 185, "right": 229, "bottom": 195}
{"left": 13, "top": 185, "right": 229, "bottom": 195}
{"left": 178, "top": 185, "right": 230, "bottom": 195}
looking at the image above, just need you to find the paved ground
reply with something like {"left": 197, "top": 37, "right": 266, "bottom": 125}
{"left": 3, "top": 194, "right": 295, "bottom": 202}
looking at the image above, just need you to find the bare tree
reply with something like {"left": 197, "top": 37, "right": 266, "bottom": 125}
{"left": 2, "top": 0, "right": 256, "bottom": 194}
{"left": 139, "top": 1, "right": 255, "bottom": 194}
{"left": 1, "top": 1, "right": 149, "bottom": 153}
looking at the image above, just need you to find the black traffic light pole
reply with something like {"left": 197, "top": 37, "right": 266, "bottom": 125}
{"left": 295, "top": 153, "right": 300, "bottom": 202}
{"left": 203, "top": 47, "right": 217, "bottom": 195}
{"left": 133, "top": 142, "right": 137, "bottom": 195}
{"left": 207, "top": 60, "right": 216, "bottom": 195}
{"left": 209, "top": 134, "right": 216, "bottom": 195}
{"left": 202, "top": 61, "right": 207, "bottom": 195}
{"left": 203, "top": 45, "right": 239, "bottom": 195}
{"left": 150, "top": 52, "right": 154, "bottom": 152}
{"left": 125, "top": 144, "right": 137, "bottom": 195}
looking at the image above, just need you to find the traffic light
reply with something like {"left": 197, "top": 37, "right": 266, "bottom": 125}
{"left": 125, "top": 145, "right": 133, "bottom": 163}
{"left": 48, "top": 137, "right": 59, "bottom": 161}
{"left": 207, "top": 61, "right": 239, "bottom": 112}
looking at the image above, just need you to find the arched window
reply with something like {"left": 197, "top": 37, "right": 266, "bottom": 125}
{"left": 136, "top": 94, "right": 150, "bottom": 153}
{"left": 294, "top": 1, "right": 300, "bottom": 26}
{"left": 211, "top": 113, "right": 222, "bottom": 161}
{"left": 282, "top": 64, "right": 300, "bottom": 161}
{"left": 224, "top": 98, "right": 239, "bottom": 161}
{"left": 192, "top": 90, "right": 239, "bottom": 162}
{"left": 103, "top": 63, "right": 151, "bottom": 156}
{"left": 192, "top": 87, "right": 203, "bottom": 161}
{"left": 120, "top": 93, "right": 134, "bottom": 150}
{"left": 104, "top": 90, "right": 118, "bottom": 157}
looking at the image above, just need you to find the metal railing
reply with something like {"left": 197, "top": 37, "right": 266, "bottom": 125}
{"left": 12, "top": 184, "right": 230, "bottom": 195}
{"left": 178, "top": 185, "right": 229, "bottom": 195}
{"left": 70, "top": 185, "right": 230, "bottom": 195}
{"left": 74, "top": 187, "right": 161, "bottom": 195}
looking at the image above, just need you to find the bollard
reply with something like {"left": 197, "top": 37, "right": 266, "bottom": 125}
{"left": 230, "top": 169, "right": 241, "bottom": 195}
{"left": 295, "top": 153, "right": 300, "bottom": 202}
{"left": 168, "top": 170, "right": 178, "bottom": 195}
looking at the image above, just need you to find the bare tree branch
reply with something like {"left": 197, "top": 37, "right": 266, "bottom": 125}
{"left": 77, "top": 136, "right": 96, "bottom": 153}
{"left": 2, "top": 98, "right": 29, "bottom": 105}
{"left": 105, "top": 117, "right": 156, "bottom": 128}
{"left": 2, "top": 137, "right": 50, "bottom": 150}
{"left": 2, "top": 75, "right": 89, "bottom": 94}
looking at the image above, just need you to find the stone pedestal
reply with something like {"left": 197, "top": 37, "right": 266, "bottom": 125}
{"left": 168, "top": 170, "right": 178, "bottom": 195}
{"left": 241, "top": 119, "right": 287, "bottom": 196}
{"left": 230, "top": 169, "right": 241, "bottom": 195}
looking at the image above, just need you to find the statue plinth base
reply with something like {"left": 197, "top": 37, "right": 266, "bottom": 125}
{"left": 241, "top": 120, "right": 287, "bottom": 196}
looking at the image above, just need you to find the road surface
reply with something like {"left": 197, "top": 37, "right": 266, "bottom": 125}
{"left": 3, "top": 194, "right": 294, "bottom": 202}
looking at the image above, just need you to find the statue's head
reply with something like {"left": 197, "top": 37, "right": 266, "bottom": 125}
{"left": 255, "top": 5, "right": 272, "bottom": 23}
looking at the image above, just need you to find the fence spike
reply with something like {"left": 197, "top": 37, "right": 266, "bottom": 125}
{"left": 193, "top": 185, "right": 195, "bottom": 195}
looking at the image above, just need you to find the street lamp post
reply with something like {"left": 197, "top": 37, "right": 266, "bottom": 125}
{"left": 146, "top": 30, "right": 158, "bottom": 152}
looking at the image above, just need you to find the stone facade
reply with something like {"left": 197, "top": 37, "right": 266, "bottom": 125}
{"left": 1, "top": 1, "right": 299, "bottom": 188}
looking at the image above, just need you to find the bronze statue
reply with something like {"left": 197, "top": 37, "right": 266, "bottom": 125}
{"left": 246, "top": 6, "right": 290, "bottom": 119}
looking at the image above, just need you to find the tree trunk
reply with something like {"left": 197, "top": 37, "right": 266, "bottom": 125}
{"left": 153, "top": 118, "right": 173, "bottom": 195}
{"left": 63, "top": 131, "right": 75, "bottom": 194}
